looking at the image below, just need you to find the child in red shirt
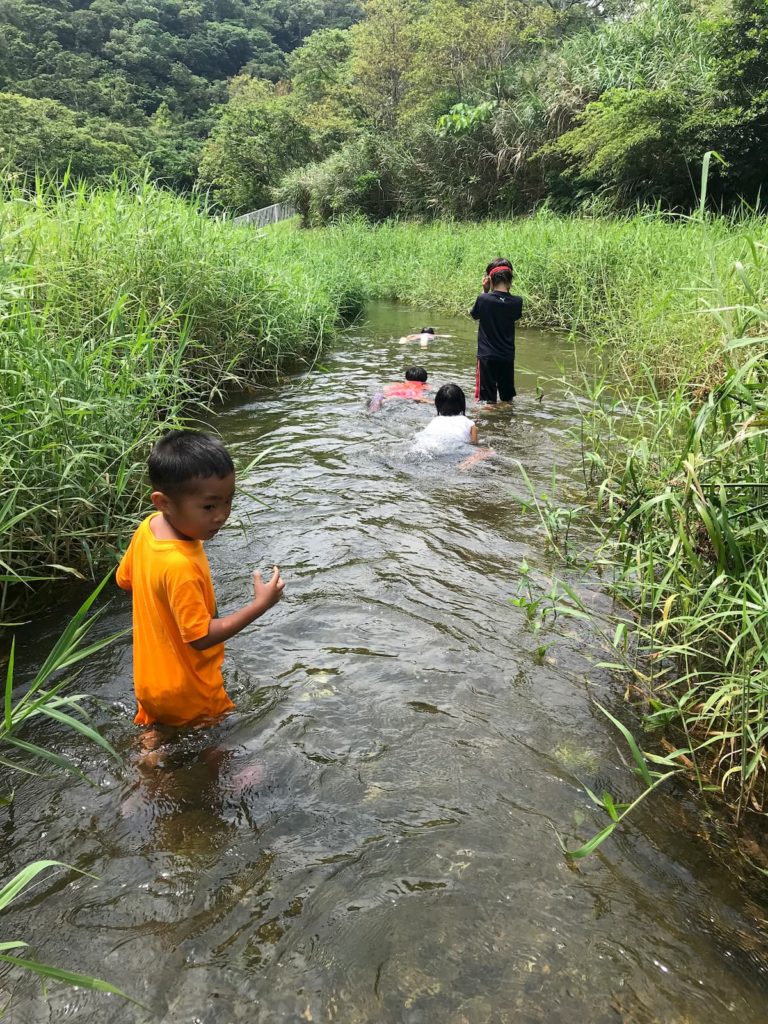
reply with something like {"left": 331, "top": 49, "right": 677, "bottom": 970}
{"left": 370, "top": 366, "right": 431, "bottom": 411}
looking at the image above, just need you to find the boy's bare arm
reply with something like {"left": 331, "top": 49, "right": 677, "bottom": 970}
{"left": 189, "top": 566, "right": 285, "bottom": 651}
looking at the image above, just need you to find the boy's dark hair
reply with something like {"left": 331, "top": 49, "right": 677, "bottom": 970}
{"left": 485, "top": 258, "right": 513, "bottom": 286}
{"left": 148, "top": 430, "right": 234, "bottom": 495}
{"left": 419, "top": 327, "right": 435, "bottom": 335}
{"left": 434, "top": 383, "right": 466, "bottom": 417}
{"left": 405, "top": 366, "right": 428, "bottom": 382}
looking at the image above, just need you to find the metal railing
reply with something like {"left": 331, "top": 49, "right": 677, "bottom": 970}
{"left": 233, "top": 201, "right": 296, "bottom": 228}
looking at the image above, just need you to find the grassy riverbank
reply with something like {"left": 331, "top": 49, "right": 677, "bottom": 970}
{"left": 258, "top": 212, "right": 768, "bottom": 386}
{"left": 0, "top": 178, "right": 359, "bottom": 616}
{"left": 573, "top": 272, "right": 768, "bottom": 831}
{"left": 3, "top": 186, "right": 764, "bottom": 617}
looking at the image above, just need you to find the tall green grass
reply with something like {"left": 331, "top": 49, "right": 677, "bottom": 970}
{"left": 259, "top": 211, "right": 768, "bottom": 385}
{"left": 1, "top": 572, "right": 121, "bottom": 784}
{"left": 574, "top": 261, "right": 768, "bottom": 823}
{"left": 0, "top": 176, "right": 360, "bottom": 615}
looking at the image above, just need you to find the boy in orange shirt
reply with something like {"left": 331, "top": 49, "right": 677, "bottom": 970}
{"left": 117, "top": 430, "right": 284, "bottom": 728}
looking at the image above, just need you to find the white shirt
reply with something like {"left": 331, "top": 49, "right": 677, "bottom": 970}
{"left": 414, "top": 414, "right": 474, "bottom": 453}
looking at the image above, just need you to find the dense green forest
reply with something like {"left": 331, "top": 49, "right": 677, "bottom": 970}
{"left": 0, "top": 0, "right": 362, "bottom": 188}
{"left": 2, "top": 0, "right": 767, "bottom": 213}
{"left": 271, "top": 0, "right": 768, "bottom": 218}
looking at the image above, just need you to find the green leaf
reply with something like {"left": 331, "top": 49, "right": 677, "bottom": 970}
{"left": 595, "top": 701, "right": 654, "bottom": 787}
{"left": 32, "top": 706, "right": 120, "bottom": 763}
{"left": 0, "top": 860, "right": 82, "bottom": 913}
{"left": 580, "top": 781, "right": 605, "bottom": 809}
{"left": 0, "top": 755, "right": 39, "bottom": 777}
{"left": 3, "top": 639, "right": 13, "bottom": 733}
{"left": 602, "top": 792, "right": 620, "bottom": 822}
{"left": 0, "top": 735, "right": 86, "bottom": 781}
{"left": 41, "top": 627, "right": 129, "bottom": 678}
{"left": 31, "top": 572, "right": 114, "bottom": 693}
{"left": 566, "top": 822, "right": 617, "bottom": 859}
{"left": 0, "top": 953, "right": 139, "bottom": 1005}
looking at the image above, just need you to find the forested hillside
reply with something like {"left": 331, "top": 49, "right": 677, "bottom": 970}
{"left": 2, "top": 0, "right": 767, "bottom": 214}
{"left": 0, "top": 0, "right": 361, "bottom": 188}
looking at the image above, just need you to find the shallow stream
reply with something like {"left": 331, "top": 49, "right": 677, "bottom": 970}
{"left": 4, "top": 303, "right": 768, "bottom": 1022}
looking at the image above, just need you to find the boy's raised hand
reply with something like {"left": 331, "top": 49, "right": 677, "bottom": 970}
{"left": 189, "top": 566, "right": 285, "bottom": 650}
{"left": 253, "top": 565, "right": 285, "bottom": 611}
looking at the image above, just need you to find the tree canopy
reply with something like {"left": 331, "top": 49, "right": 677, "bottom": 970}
{"left": 3, "top": 0, "right": 768, "bottom": 214}
{"left": 0, "top": 0, "right": 361, "bottom": 189}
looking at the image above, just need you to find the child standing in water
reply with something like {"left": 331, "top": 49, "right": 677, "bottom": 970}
{"left": 470, "top": 259, "right": 523, "bottom": 403}
{"left": 117, "top": 430, "right": 285, "bottom": 728}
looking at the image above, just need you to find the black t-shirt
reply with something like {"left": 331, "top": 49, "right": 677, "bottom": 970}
{"left": 470, "top": 291, "right": 523, "bottom": 359}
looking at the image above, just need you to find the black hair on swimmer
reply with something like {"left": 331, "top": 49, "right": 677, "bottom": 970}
{"left": 148, "top": 429, "right": 234, "bottom": 495}
{"left": 434, "top": 383, "right": 466, "bottom": 417}
{"left": 419, "top": 327, "right": 435, "bottom": 335}
{"left": 405, "top": 365, "right": 428, "bottom": 382}
{"left": 485, "top": 258, "right": 513, "bottom": 286}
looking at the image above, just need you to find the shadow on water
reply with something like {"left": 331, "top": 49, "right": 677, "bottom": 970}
{"left": 4, "top": 302, "right": 768, "bottom": 1022}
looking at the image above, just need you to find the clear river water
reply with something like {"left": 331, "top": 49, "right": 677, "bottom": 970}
{"left": 3, "top": 302, "right": 768, "bottom": 1023}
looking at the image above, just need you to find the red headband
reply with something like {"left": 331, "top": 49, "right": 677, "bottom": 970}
{"left": 489, "top": 265, "right": 511, "bottom": 277}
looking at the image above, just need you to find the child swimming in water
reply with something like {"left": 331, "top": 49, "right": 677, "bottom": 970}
{"left": 413, "top": 384, "right": 492, "bottom": 469}
{"left": 415, "top": 383, "right": 476, "bottom": 448}
{"left": 369, "top": 366, "right": 432, "bottom": 411}
{"left": 399, "top": 327, "right": 452, "bottom": 348}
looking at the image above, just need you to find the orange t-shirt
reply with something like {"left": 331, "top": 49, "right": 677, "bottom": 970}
{"left": 116, "top": 514, "right": 234, "bottom": 727}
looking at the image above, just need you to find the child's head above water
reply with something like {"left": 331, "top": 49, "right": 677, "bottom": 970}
{"left": 148, "top": 429, "right": 234, "bottom": 497}
{"left": 434, "top": 383, "right": 466, "bottom": 417}
{"left": 485, "top": 259, "right": 513, "bottom": 287}
{"left": 148, "top": 430, "right": 236, "bottom": 542}
{"left": 405, "top": 365, "right": 428, "bottom": 382}
{"left": 419, "top": 327, "right": 435, "bottom": 335}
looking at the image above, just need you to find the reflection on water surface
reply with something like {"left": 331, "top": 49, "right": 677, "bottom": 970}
{"left": 4, "top": 303, "right": 768, "bottom": 1023}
